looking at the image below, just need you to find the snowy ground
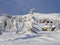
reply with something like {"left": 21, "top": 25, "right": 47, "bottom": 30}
{"left": 0, "top": 31, "right": 60, "bottom": 45}
{"left": 0, "top": 13, "right": 60, "bottom": 45}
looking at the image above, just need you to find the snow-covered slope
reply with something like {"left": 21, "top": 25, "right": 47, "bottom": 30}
{"left": 0, "top": 31, "right": 60, "bottom": 45}
{"left": 33, "top": 13, "right": 60, "bottom": 20}
{"left": 0, "top": 13, "right": 60, "bottom": 45}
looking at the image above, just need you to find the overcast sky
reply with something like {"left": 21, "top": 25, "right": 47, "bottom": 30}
{"left": 0, "top": 0, "right": 60, "bottom": 15}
